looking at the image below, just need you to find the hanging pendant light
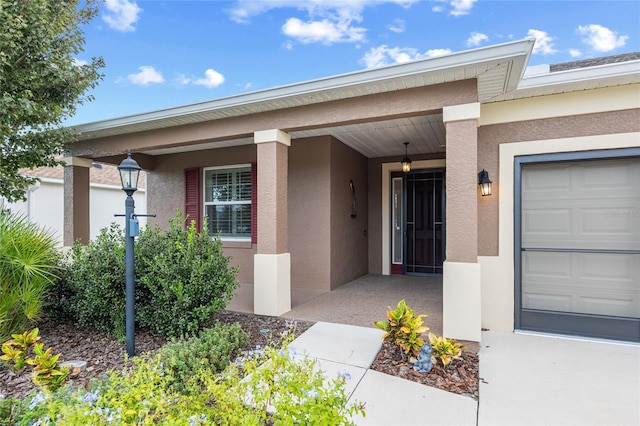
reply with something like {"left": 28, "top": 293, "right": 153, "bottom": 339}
{"left": 401, "top": 142, "right": 412, "bottom": 173}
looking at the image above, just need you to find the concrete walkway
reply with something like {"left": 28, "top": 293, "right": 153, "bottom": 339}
{"left": 291, "top": 322, "right": 478, "bottom": 426}
{"left": 291, "top": 322, "right": 640, "bottom": 426}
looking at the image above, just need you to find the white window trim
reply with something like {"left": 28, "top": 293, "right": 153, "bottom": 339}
{"left": 203, "top": 164, "right": 252, "bottom": 241}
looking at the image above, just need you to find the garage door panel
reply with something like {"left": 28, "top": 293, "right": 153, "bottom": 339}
{"left": 581, "top": 159, "right": 639, "bottom": 192}
{"left": 522, "top": 251, "right": 572, "bottom": 279}
{"left": 523, "top": 292, "right": 572, "bottom": 312}
{"left": 522, "top": 208, "right": 572, "bottom": 242}
{"left": 581, "top": 296, "right": 638, "bottom": 318}
{"left": 581, "top": 253, "right": 640, "bottom": 283}
{"left": 521, "top": 165, "right": 572, "bottom": 194}
{"left": 523, "top": 204, "right": 639, "bottom": 249}
{"left": 522, "top": 249, "right": 640, "bottom": 319}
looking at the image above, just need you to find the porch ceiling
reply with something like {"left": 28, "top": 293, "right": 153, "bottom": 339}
{"left": 143, "top": 114, "right": 446, "bottom": 158}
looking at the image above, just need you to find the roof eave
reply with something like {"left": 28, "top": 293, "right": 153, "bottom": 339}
{"left": 71, "top": 38, "right": 535, "bottom": 139}
{"left": 518, "top": 59, "right": 640, "bottom": 90}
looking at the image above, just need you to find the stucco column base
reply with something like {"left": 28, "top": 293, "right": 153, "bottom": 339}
{"left": 253, "top": 253, "right": 291, "bottom": 316}
{"left": 443, "top": 260, "right": 481, "bottom": 342}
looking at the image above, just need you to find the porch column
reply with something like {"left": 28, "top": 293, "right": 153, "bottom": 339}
{"left": 253, "top": 129, "right": 291, "bottom": 316}
{"left": 442, "top": 103, "right": 482, "bottom": 342}
{"left": 63, "top": 156, "right": 92, "bottom": 246}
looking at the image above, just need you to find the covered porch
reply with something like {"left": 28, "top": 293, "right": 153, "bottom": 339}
{"left": 228, "top": 274, "right": 445, "bottom": 336}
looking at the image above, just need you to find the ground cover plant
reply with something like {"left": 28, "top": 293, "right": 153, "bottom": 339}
{"left": 0, "top": 320, "right": 364, "bottom": 425}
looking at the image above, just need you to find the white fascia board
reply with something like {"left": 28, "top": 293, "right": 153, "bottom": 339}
{"left": 72, "top": 39, "right": 535, "bottom": 135}
{"left": 518, "top": 60, "right": 640, "bottom": 89}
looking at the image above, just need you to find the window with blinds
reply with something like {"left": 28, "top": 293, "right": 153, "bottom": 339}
{"left": 204, "top": 166, "right": 252, "bottom": 240}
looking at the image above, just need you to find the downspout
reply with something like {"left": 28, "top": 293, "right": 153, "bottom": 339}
{"left": 26, "top": 181, "right": 41, "bottom": 221}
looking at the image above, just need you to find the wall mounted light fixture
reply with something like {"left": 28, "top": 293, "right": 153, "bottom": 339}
{"left": 478, "top": 169, "right": 492, "bottom": 196}
{"left": 401, "top": 142, "right": 412, "bottom": 173}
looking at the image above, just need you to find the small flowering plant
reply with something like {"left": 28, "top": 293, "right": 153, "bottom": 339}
{"left": 205, "top": 333, "right": 366, "bottom": 425}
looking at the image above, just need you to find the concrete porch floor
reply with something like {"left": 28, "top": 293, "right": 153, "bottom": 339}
{"left": 226, "top": 274, "right": 444, "bottom": 336}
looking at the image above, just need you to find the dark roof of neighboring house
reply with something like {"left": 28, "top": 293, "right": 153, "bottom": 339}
{"left": 20, "top": 164, "right": 146, "bottom": 189}
{"left": 551, "top": 52, "right": 640, "bottom": 72}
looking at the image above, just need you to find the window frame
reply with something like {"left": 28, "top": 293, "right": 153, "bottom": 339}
{"left": 203, "top": 164, "right": 252, "bottom": 242}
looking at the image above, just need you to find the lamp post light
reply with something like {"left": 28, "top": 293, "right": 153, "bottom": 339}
{"left": 118, "top": 151, "right": 141, "bottom": 357}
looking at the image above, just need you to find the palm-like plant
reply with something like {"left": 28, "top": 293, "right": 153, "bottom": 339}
{"left": 0, "top": 210, "right": 59, "bottom": 341}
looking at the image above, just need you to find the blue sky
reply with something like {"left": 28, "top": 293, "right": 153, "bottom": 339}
{"left": 70, "top": 0, "right": 640, "bottom": 125}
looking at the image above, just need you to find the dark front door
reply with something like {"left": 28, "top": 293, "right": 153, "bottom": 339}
{"left": 405, "top": 170, "right": 445, "bottom": 274}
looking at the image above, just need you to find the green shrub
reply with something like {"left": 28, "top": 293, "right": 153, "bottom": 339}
{"left": 62, "top": 223, "right": 126, "bottom": 338}
{"left": 156, "top": 322, "right": 248, "bottom": 393}
{"left": 135, "top": 214, "right": 239, "bottom": 338}
{"left": 53, "top": 212, "right": 239, "bottom": 339}
{"left": 0, "top": 397, "right": 26, "bottom": 426}
{"left": 0, "top": 210, "right": 59, "bottom": 341}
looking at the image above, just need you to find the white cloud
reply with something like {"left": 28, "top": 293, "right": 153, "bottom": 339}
{"left": 282, "top": 17, "right": 366, "bottom": 44}
{"left": 450, "top": 0, "right": 477, "bottom": 16}
{"left": 230, "top": 1, "right": 418, "bottom": 23}
{"left": 127, "top": 66, "right": 164, "bottom": 86}
{"left": 283, "top": 40, "right": 294, "bottom": 50}
{"left": 569, "top": 49, "right": 582, "bottom": 58}
{"left": 174, "top": 74, "right": 192, "bottom": 86}
{"left": 176, "top": 69, "right": 225, "bottom": 89}
{"left": 527, "top": 29, "right": 558, "bottom": 55}
{"left": 73, "top": 58, "right": 88, "bottom": 67}
{"left": 229, "top": 1, "right": 418, "bottom": 45}
{"left": 426, "top": 48, "right": 452, "bottom": 57}
{"left": 103, "top": 0, "right": 142, "bottom": 32}
{"left": 388, "top": 19, "right": 405, "bottom": 33}
{"left": 577, "top": 24, "right": 628, "bottom": 52}
{"left": 430, "top": 0, "right": 476, "bottom": 16}
{"left": 361, "top": 45, "right": 451, "bottom": 68}
{"left": 467, "top": 32, "right": 489, "bottom": 47}
{"left": 193, "top": 69, "right": 225, "bottom": 88}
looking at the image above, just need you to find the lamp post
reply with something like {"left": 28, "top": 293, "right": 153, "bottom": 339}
{"left": 118, "top": 151, "right": 141, "bottom": 357}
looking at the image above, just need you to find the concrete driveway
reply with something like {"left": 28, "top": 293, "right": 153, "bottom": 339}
{"left": 478, "top": 331, "right": 640, "bottom": 426}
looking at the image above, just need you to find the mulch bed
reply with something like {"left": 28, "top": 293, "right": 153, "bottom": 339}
{"left": 370, "top": 340, "right": 479, "bottom": 400}
{"left": 1, "top": 311, "right": 478, "bottom": 402}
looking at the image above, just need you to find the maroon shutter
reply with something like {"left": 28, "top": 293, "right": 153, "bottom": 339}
{"left": 251, "top": 162, "right": 257, "bottom": 244}
{"left": 184, "top": 167, "right": 201, "bottom": 231}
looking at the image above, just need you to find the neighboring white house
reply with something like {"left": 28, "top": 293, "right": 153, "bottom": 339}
{"left": 1, "top": 163, "right": 146, "bottom": 245}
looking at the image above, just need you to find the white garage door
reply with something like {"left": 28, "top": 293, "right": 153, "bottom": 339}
{"left": 518, "top": 156, "right": 640, "bottom": 341}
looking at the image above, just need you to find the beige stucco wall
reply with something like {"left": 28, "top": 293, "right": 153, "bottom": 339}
{"left": 288, "top": 137, "right": 332, "bottom": 291}
{"left": 477, "top": 108, "right": 640, "bottom": 256}
{"left": 330, "top": 138, "right": 369, "bottom": 289}
{"left": 140, "top": 134, "right": 370, "bottom": 293}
